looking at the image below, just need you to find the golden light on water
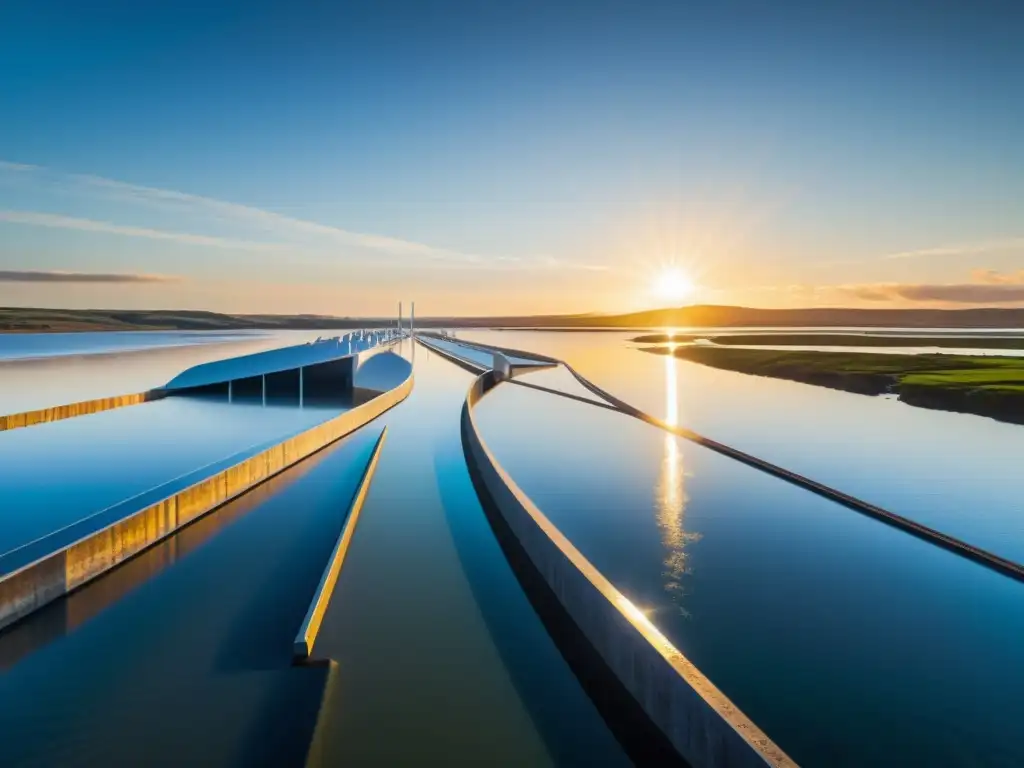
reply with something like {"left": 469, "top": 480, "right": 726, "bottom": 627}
{"left": 655, "top": 349, "right": 700, "bottom": 613}
{"left": 664, "top": 343, "right": 679, "bottom": 427}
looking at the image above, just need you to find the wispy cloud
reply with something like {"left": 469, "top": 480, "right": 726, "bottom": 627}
{"left": 0, "top": 210, "right": 282, "bottom": 251}
{"left": 0, "top": 161, "right": 37, "bottom": 173}
{"left": 72, "top": 172, "right": 489, "bottom": 263}
{"left": 0, "top": 160, "right": 608, "bottom": 272}
{"left": 884, "top": 238, "right": 1024, "bottom": 260}
{"left": 0, "top": 269, "right": 177, "bottom": 283}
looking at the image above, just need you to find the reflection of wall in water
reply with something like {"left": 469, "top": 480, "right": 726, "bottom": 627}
{"left": 656, "top": 351, "right": 700, "bottom": 615}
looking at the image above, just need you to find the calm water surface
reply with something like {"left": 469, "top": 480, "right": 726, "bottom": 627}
{"left": 474, "top": 383, "right": 1024, "bottom": 767}
{"left": 464, "top": 330, "right": 1024, "bottom": 562}
{"left": 0, "top": 330, "right": 265, "bottom": 361}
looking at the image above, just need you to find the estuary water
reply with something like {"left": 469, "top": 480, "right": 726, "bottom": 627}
{"left": 0, "top": 330, "right": 262, "bottom": 361}
{"left": 473, "top": 379, "right": 1024, "bottom": 767}
{"left": 0, "top": 338, "right": 632, "bottom": 767}
{"left": 462, "top": 330, "right": 1024, "bottom": 563}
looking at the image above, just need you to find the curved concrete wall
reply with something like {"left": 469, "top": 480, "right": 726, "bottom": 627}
{"left": 0, "top": 391, "right": 162, "bottom": 433}
{"left": 353, "top": 349, "right": 412, "bottom": 392}
{"left": 461, "top": 370, "right": 796, "bottom": 768}
{"left": 0, "top": 365, "right": 413, "bottom": 633}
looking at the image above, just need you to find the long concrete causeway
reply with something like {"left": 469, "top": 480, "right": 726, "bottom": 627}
{"left": 1, "top": 331, "right": 1022, "bottom": 766}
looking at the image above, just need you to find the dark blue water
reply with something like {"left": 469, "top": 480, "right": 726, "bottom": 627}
{"left": 0, "top": 397, "right": 346, "bottom": 557}
{"left": 0, "top": 424, "right": 382, "bottom": 766}
{"left": 474, "top": 382, "right": 1024, "bottom": 767}
{"left": 312, "top": 341, "right": 631, "bottom": 765}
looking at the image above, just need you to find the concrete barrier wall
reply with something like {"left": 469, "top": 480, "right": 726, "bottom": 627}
{"left": 461, "top": 370, "right": 796, "bottom": 768}
{"left": 0, "top": 366, "right": 413, "bottom": 633}
{"left": 293, "top": 427, "right": 388, "bottom": 659}
{"left": 414, "top": 336, "right": 487, "bottom": 374}
{"left": 0, "top": 391, "right": 162, "bottom": 432}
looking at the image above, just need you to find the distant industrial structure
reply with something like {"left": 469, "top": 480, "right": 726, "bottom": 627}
{"left": 398, "top": 300, "right": 416, "bottom": 336}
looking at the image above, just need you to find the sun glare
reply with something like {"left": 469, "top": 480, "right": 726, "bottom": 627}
{"left": 652, "top": 267, "right": 695, "bottom": 303}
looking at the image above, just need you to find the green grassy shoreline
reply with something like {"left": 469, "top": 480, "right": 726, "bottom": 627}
{"left": 641, "top": 345, "right": 1024, "bottom": 426}
{"left": 631, "top": 333, "right": 1024, "bottom": 349}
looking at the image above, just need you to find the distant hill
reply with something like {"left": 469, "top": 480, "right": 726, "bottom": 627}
{"left": 0, "top": 307, "right": 387, "bottom": 333}
{"left": 425, "top": 305, "right": 1024, "bottom": 329}
{"left": 543, "top": 305, "right": 1024, "bottom": 329}
{"left": 2, "top": 304, "right": 1024, "bottom": 333}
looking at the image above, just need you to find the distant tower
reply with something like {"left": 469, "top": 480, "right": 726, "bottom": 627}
{"left": 411, "top": 301, "right": 415, "bottom": 336}
{"left": 398, "top": 301, "right": 403, "bottom": 333}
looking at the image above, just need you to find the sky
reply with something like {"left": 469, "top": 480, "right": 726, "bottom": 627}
{"left": 1, "top": 0, "right": 1022, "bottom": 316}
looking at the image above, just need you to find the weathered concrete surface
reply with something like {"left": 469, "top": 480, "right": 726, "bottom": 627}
{"left": 0, "top": 391, "right": 162, "bottom": 433}
{"left": 0, "top": 363, "right": 413, "bottom": 633}
{"left": 293, "top": 427, "right": 389, "bottom": 659}
{"left": 461, "top": 370, "right": 796, "bottom": 768}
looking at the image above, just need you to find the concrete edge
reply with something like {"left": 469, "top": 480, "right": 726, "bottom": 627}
{"left": 0, "top": 389, "right": 165, "bottom": 433}
{"left": 414, "top": 336, "right": 488, "bottom": 373}
{"left": 292, "top": 426, "right": 389, "bottom": 659}
{"left": 0, "top": 367, "right": 414, "bottom": 633}
{"left": 461, "top": 369, "right": 797, "bottom": 768}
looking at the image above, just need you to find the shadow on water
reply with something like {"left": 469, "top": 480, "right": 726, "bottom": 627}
{"left": 233, "top": 664, "right": 333, "bottom": 768}
{"left": 436, "top": 427, "right": 685, "bottom": 767}
{"left": 213, "top": 429, "right": 380, "bottom": 672}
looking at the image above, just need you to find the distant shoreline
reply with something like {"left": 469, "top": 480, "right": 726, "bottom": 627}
{"left": 2, "top": 304, "right": 1024, "bottom": 333}
{"left": 631, "top": 333, "right": 1024, "bottom": 348}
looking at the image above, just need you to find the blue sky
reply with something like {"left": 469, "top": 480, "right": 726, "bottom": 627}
{"left": 1, "top": 0, "right": 1023, "bottom": 315}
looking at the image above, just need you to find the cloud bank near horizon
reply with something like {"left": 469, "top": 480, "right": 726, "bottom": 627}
{"left": 0, "top": 269, "right": 177, "bottom": 283}
{"left": 838, "top": 270, "right": 1024, "bottom": 304}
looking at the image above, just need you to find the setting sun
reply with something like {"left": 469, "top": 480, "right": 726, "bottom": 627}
{"left": 652, "top": 267, "right": 696, "bottom": 303}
